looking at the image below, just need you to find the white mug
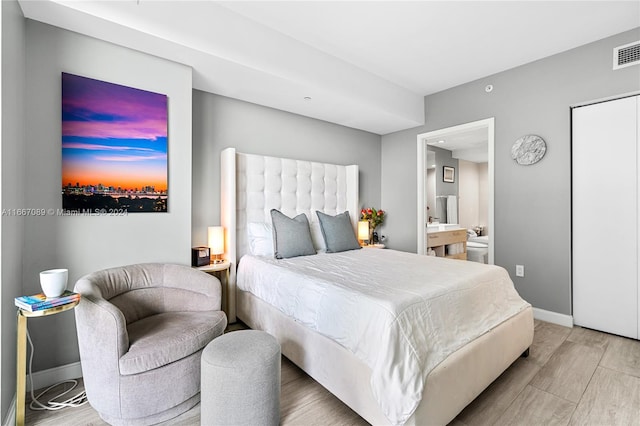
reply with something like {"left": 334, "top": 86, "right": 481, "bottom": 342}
{"left": 40, "top": 269, "right": 68, "bottom": 298}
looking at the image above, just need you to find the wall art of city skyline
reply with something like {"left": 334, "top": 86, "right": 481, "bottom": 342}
{"left": 62, "top": 73, "right": 168, "bottom": 213}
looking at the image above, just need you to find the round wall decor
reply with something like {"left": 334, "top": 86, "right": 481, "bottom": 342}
{"left": 511, "top": 135, "right": 546, "bottom": 165}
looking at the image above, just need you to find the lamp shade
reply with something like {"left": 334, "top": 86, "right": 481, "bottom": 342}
{"left": 208, "top": 226, "right": 225, "bottom": 255}
{"left": 357, "top": 221, "right": 369, "bottom": 241}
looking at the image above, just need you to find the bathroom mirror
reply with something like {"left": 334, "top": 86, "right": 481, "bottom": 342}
{"left": 426, "top": 145, "right": 458, "bottom": 224}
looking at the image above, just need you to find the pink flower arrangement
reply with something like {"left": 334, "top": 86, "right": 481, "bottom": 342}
{"left": 360, "top": 207, "right": 385, "bottom": 230}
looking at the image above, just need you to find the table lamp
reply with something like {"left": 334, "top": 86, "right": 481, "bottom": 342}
{"left": 208, "top": 226, "right": 225, "bottom": 264}
{"left": 358, "top": 221, "right": 370, "bottom": 246}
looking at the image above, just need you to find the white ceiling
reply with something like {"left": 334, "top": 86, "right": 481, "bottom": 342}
{"left": 18, "top": 1, "right": 640, "bottom": 135}
{"left": 427, "top": 127, "right": 489, "bottom": 163}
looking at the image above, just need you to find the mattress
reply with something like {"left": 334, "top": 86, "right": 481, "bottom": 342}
{"left": 237, "top": 248, "right": 530, "bottom": 425}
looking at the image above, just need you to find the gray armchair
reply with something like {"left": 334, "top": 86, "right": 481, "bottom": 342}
{"left": 73, "top": 263, "right": 227, "bottom": 425}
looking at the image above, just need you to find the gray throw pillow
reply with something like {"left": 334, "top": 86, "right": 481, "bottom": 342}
{"left": 316, "top": 211, "right": 361, "bottom": 253}
{"left": 270, "top": 209, "right": 316, "bottom": 259}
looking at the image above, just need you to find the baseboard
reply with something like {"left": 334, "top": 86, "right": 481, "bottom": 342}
{"left": 2, "top": 395, "right": 16, "bottom": 426}
{"left": 533, "top": 307, "right": 574, "bottom": 328}
{"left": 26, "top": 361, "right": 83, "bottom": 392}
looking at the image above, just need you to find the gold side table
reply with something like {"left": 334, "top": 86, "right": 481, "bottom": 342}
{"left": 195, "top": 260, "right": 233, "bottom": 322}
{"left": 15, "top": 301, "right": 79, "bottom": 426}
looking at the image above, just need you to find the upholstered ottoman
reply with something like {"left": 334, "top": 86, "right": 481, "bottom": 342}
{"left": 201, "top": 330, "right": 281, "bottom": 426}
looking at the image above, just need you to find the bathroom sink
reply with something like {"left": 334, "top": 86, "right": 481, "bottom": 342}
{"left": 427, "top": 223, "right": 461, "bottom": 232}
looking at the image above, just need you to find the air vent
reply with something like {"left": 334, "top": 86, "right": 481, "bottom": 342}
{"left": 613, "top": 40, "right": 640, "bottom": 70}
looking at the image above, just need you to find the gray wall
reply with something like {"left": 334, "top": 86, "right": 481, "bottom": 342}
{"left": 1, "top": 0, "right": 26, "bottom": 419}
{"left": 382, "top": 28, "right": 640, "bottom": 315}
{"left": 192, "top": 91, "right": 381, "bottom": 247}
{"left": 21, "top": 20, "right": 193, "bottom": 372}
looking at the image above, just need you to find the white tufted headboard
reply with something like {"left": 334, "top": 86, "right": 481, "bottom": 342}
{"left": 220, "top": 148, "right": 359, "bottom": 322}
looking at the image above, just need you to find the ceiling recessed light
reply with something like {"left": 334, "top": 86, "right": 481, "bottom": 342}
{"left": 303, "top": 96, "right": 312, "bottom": 101}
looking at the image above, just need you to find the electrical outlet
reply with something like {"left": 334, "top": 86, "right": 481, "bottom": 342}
{"left": 515, "top": 265, "right": 524, "bottom": 277}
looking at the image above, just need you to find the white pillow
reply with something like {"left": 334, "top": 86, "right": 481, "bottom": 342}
{"left": 309, "top": 220, "right": 327, "bottom": 253}
{"left": 247, "top": 222, "right": 274, "bottom": 256}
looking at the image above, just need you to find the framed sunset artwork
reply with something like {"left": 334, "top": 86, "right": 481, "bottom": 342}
{"left": 61, "top": 73, "right": 168, "bottom": 213}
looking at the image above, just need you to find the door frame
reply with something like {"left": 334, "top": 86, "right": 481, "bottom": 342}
{"left": 416, "top": 117, "right": 495, "bottom": 263}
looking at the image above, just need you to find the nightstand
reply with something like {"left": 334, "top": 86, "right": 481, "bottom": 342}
{"left": 16, "top": 301, "right": 79, "bottom": 426}
{"left": 195, "top": 260, "right": 232, "bottom": 321}
{"left": 363, "top": 243, "right": 386, "bottom": 249}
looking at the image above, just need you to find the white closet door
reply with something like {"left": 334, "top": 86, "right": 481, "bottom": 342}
{"left": 572, "top": 95, "right": 638, "bottom": 339}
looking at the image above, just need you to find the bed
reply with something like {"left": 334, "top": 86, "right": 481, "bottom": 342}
{"left": 220, "top": 148, "right": 534, "bottom": 425}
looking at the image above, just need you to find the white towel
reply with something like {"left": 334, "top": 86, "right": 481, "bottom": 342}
{"left": 446, "top": 195, "right": 458, "bottom": 224}
{"left": 446, "top": 242, "right": 464, "bottom": 255}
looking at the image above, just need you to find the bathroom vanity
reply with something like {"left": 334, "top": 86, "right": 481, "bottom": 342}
{"left": 426, "top": 227, "right": 467, "bottom": 260}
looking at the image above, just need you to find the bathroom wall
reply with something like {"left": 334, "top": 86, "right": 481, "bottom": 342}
{"left": 458, "top": 160, "right": 488, "bottom": 233}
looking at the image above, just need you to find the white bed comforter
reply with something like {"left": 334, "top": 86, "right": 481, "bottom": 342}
{"left": 237, "top": 249, "right": 530, "bottom": 425}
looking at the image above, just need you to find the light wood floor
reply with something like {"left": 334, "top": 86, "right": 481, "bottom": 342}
{"left": 25, "top": 320, "right": 640, "bottom": 425}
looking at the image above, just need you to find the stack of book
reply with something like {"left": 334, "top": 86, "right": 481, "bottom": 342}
{"left": 14, "top": 290, "right": 81, "bottom": 312}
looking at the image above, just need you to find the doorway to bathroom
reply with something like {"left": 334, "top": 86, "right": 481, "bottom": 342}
{"left": 416, "top": 118, "right": 495, "bottom": 264}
